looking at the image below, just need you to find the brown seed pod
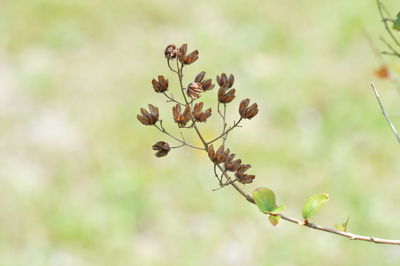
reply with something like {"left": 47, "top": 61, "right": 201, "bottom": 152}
{"left": 164, "top": 44, "right": 177, "bottom": 60}
{"left": 235, "top": 163, "right": 255, "bottom": 184}
{"left": 137, "top": 104, "right": 159, "bottom": 125}
{"left": 152, "top": 75, "right": 169, "bottom": 93}
{"left": 177, "top": 44, "right": 199, "bottom": 65}
{"left": 235, "top": 172, "right": 255, "bottom": 184}
{"left": 195, "top": 71, "right": 206, "bottom": 83}
{"left": 201, "top": 78, "right": 215, "bottom": 91}
{"left": 187, "top": 82, "right": 203, "bottom": 99}
{"left": 217, "top": 73, "right": 234, "bottom": 88}
{"left": 152, "top": 141, "right": 171, "bottom": 157}
{"left": 182, "top": 50, "right": 199, "bottom": 65}
{"left": 218, "top": 87, "right": 236, "bottom": 103}
{"left": 208, "top": 144, "right": 230, "bottom": 164}
{"left": 194, "top": 71, "right": 214, "bottom": 91}
{"left": 224, "top": 153, "right": 242, "bottom": 172}
{"left": 239, "top": 98, "right": 258, "bottom": 119}
{"left": 172, "top": 104, "right": 192, "bottom": 127}
{"left": 192, "top": 102, "right": 212, "bottom": 122}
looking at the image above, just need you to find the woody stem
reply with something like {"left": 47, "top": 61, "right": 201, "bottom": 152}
{"left": 175, "top": 60, "right": 208, "bottom": 148}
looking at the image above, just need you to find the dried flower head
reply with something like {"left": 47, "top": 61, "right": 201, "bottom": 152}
{"left": 178, "top": 43, "right": 199, "bottom": 65}
{"left": 172, "top": 104, "right": 192, "bottom": 127}
{"left": 152, "top": 75, "right": 169, "bottom": 93}
{"left": 218, "top": 87, "right": 236, "bottom": 103}
{"left": 239, "top": 98, "right": 259, "bottom": 119}
{"left": 208, "top": 144, "right": 230, "bottom": 164}
{"left": 137, "top": 104, "right": 159, "bottom": 125}
{"left": 195, "top": 71, "right": 215, "bottom": 91}
{"left": 152, "top": 141, "right": 171, "bottom": 157}
{"left": 192, "top": 102, "right": 212, "bottom": 122}
{"left": 187, "top": 82, "right": 203, "bottom": 99}
{"left": 164, "top": 44, "right": 177, "bottom": 60}
{"left": 178, "top": 43, "right": 187, "bottom": 60}
{"left": 217, "top": 73, "right": 234, "bottom": 88}
{"left": 235, "top": 163, "right": 255, "bottom": 184}
{"left": 224, "top": 153, "right": 242, "bottom": 172}
{"left": 195, "top": 71, "right": 206, "bottom": 83}
{"left": 236, "top": 172, "right": 255, "bottom": 184}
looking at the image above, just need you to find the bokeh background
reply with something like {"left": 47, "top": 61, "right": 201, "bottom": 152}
{"left": 1, "top": 0, "right": 400, "bottom": 265}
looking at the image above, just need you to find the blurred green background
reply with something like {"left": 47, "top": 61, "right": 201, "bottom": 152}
{"left": 1, "top": 0, "right": 400, "bottom": 265}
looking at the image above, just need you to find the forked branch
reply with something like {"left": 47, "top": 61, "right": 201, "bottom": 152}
{"left": 138, "top": 43, "right": 400, "bottom": 246}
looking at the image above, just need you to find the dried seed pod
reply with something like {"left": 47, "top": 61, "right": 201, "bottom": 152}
{"left": 192, "top": 102, "right": 212, "bottom": 122}
{"left": 182, "top": 50, "right": 199, "bottom": 65}
{"left": 208, "top": 144, "right": 230, "bottom": 164}
{"left": 152, "top": 141, "right": 171, "bottom": 157}
{"left": 239, "top": 98, "right": 258, "bottom": 119}
{"left": 177, "top": 44, "right": 199, "bottom": 65}
{"left": 235, "top": 172, "right": 255, "bottom": 184}
{"left": 201, "top": 78, "right": 215, "bottom": 91}
{"left": 195, "top": 71, "right": 206, "bottom": 83}
{"left": 194, "top": 71, "right": 214, "bottom": 91}
{"left": 152, "top": 75, "right": 169, "bottom": 93}
{"left": 178, "top": 43, "right": 187, "bottom": 61}
{"left": 235, "top": 163, "right": 255, "bottom": 184}
{"left": 218, "top": 87, "right": 236, "bottom": 103}
{"left": 224, "top": 153, "right": 242, "bottom": 172}
{"left": 172, "top": 104, "right": 192, "bottom": 127}
{"left": 137, "top": 104, "right": 159, "bottom": 125}
{"left": 217, "top": 73, "right": 234, "bottom": 88}
{"left": 164, "top": 44, "right": 177, "bottom": 60}
{"left": 187, "top": 82, "right": 203, "bottom": 99}
{"left": 237, "top": 163, "right": 251, "bottom": 174}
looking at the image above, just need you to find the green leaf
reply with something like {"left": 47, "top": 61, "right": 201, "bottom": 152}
{"left": 268, "top": 215, "right": 280, "bottom": 226}
{"left": 334, "top": 224, "right": 345, "bottom": 231}
{"left": 302, "top": 193, "right": 329, "bottom": 220}
{"left": 252, "top": 187, "right": 276, "bottom": 213}
{"left": 393, "top": 12, "right": 400, "bottom": 31}
{"left": 269, "top": 205, "right": 286, "bottom": 215}
{"left": 335, "top": 217, "right": 350, "bottom": 232}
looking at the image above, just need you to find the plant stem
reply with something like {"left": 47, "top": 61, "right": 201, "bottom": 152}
{"left": 169, "top": 58, "right": 400, "bottom": 246}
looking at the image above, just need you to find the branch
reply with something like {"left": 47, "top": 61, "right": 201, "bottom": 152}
{"left": 207, "top": 118, "right": 242, "bottom": 145}
{"left": 217, "top": 103, "right": 229, "bottom": 146}
{"left": 150, "top": 44, "right": 400, "bottom": 247}
{"left": 228, "top": 181, "right": 400, "bottom": 245}
{"left": 154, "top": 122, "right": 206, "bottom": 150}
{"left": 371, "top": 82, "right": 400, "bottom": 143}
{"left": 163, "top": 92, "right": 185, "bottom": 106}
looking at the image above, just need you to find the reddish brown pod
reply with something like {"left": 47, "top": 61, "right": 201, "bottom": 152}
{"left": 137, "top": 104, "right": 159, "bottom": 125}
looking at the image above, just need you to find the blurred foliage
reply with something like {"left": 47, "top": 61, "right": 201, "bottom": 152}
{"left": 0, "top": 0, "right": 400, "bottom": 265}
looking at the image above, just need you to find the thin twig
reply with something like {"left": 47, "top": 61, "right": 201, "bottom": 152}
{"left": 175, "top": 59, "right": 208, "bottom": 148}
{"left": 207, "top": 118, "right": 242, "bottom": 145}
{"left": 228, "top": 181, "right": 400, "bottom": 245}
{"left": 154, "top": 123, "right": 205, "bottom": 150}
{"left": 380, "top": 37, "right": 400, "bottom": 57}
{"left": 167, "top": 59, "right": 178, "bottom": 74}
{"left": 371, "top": 82, "right": 400, "bottom": 143}
{"left": 163, "top": 92, "right": 185, "bottom": 106}
{"left": 217, "top": 103, "right": 228, "bottom": 145}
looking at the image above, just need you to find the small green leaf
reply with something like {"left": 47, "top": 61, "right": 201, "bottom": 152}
{"left": 268, "top": 215, "right": 280, "bottom": 226}
{"left": 269, "top": 205, "right": 286, "bottom": 215}
{"left": 393, "top": 12, "right": 400, "bottom": 31}
{"left": 334, "top": 224, "right": 345, "bottom": 231}
{"left": 252, "top": 187, "right": 276, "bottom": 213}
{"left": 335, "top": 217, "right": 350, "bottom": 232}
{"left": 302, "top": 193, "right": 329, "bottom": 220}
